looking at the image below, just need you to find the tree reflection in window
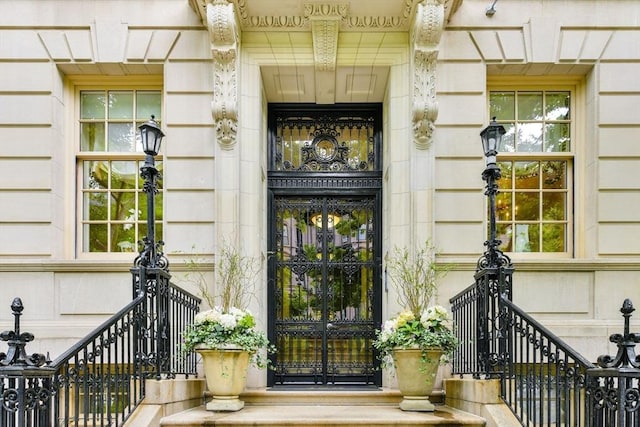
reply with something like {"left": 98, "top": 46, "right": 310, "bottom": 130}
{"left": 490, "top": 90, "right": 571, "bottom": 253}
{"left": 79, "top": 90, "right": 162, "bottom": 252}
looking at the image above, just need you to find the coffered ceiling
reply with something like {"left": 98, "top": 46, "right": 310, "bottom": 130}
{"left": 190, "top": 0, "right": 462, "bottom": 103}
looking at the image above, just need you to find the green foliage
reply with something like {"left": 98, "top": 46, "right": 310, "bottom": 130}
{"left": 182, "top": 307, "right": 273, "bottom": 368}
{"left": 373, "top": 306, "right": 458, "bottom": 368}
{"left": 385, "top": 240, "right": 451, "bottom": 317}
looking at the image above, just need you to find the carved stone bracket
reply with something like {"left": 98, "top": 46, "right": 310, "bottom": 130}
{"left": 207, "top": 0, "right": 239, "bottom": 149}
{"left": 412, "top": 0, "right": 445, "bottom": 150}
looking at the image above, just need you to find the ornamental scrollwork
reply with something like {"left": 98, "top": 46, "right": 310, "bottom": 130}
{"left": 207, "top": 0, "right": 239, "bottom": 150}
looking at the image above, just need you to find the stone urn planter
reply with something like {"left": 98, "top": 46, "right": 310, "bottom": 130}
{"left": 196, "top": 346, "right": 251, "bottom": 411}
{"left": 392, "top": 347, "right": 443, "bottom": 411}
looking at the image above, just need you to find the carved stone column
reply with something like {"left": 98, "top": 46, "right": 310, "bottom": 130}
{"left": 206, "top": 0, "right": 239, "bottom": 149}
{"left": 412, "top": 0, "right": 445, "bottom": 150}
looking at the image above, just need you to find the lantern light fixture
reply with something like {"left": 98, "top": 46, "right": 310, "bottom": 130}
{"left": 138, "top": 115, "right": 165, "bottom": 156}
{"left": 480, "top": 117, "right": 506, "bottom": 167}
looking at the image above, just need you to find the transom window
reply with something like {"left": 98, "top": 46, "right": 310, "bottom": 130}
{"left": 490, "top": 89, "right": 572, "bottom": 254}
{"left": 78, "top": 89, "right": 162, "bottom": 253}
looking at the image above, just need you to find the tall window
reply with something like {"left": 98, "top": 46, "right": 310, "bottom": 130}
{"left": 490, "top": 89, "right": 572, "bottom": 254}
{"left": 78, "top": 89, "right": 162, "bottom": 253}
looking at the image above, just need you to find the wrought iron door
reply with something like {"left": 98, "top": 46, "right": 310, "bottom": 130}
{"left": 271, "top": 196, "right": 378, "bottom": 384}
{"left": 267, "top": 104, "right": 382, "bottom": 385}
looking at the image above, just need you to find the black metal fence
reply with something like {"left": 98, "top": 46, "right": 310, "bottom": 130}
{"left": 451, "top": 269, "right": 640, "bottom": 426}
{"left": 0, "top": 267, "right": 200, "bottom": 427}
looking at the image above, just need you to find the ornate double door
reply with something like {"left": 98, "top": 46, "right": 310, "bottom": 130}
{"left": 268, "top": 195, "right": 381, "bottom": 385}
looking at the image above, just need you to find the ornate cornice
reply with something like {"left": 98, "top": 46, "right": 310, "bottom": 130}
{"left": 412, "top": 0, "right": 445, "bottom": 150}
{"left": 206, "top": 0, "right": 239, "bottom": 149}
{"left": 190, "top": 0, "right": 462, "bottom": 32}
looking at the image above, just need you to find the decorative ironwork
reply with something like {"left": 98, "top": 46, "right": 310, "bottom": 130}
{"left": 472, "top": 139, "right": 514, "bottom": 378}
{"left": 1, "top": 286, "right": 200, "bottom": 427}
{"left": 267, "top": 104, "right": 382, "bottom": 386}
{"left": 0, "top": 298, "right": 55, "bottom": 426}
{"left": 587, "top": 299, "right": 640, "bottom": 426}
{"left": 0, "top": 298, "right": 48, "bottom": 369}
{"left": 270, "top": 106, "right": 381, "bottom": 173}
{"left": 476, "top": 163, "right": 512, "bottom": 274}
{"left": 270, "top": 196, "right": 379, "bottom": 385}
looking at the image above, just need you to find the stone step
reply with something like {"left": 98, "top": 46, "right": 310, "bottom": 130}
{"left": 199, "top": 387, "right": 445, "bottom": 407}
{"left": 159, "top": 389, "right": 485, "bottom": 427}
{"left": 160, "top": 404, "right": 485, "bottom": 426}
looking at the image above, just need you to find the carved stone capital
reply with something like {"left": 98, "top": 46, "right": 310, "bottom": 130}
{"left": 412, "top": 0, "right": 445, "bottom": 150}
{"left": 206, "top": 0, "right": 239, "bottom": 149}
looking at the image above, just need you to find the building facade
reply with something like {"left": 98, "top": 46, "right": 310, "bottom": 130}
{"left": 1, "top": 0, "right": 640, "bottom": 389}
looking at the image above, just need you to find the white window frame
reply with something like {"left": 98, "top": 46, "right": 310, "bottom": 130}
{"left": 488, "top": 77, "right": 581, "bottom": 259}
{"left": 72, "top": 79, "right": 163, "bottom": 259}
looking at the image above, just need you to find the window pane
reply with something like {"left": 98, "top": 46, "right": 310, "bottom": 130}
{"left": 137, "top": 92, "right": 162, "bottom": 120}
{"left": 545, "top": 92, "right": 570, "bottom": 120}
{"left": 502, "top": 123, "right": 516, "bottom": 153}
{"left": 81, "top": 123, "right": 105, "bottom": 151}
{"left": 84, "top": 192, "right": 108, "bottom": 221}
{"left": 84, "top": 161, "right": 108, "bottom": 189}
{"left": 81, "top": 92, "right": 106, "bottom": 119}
{"left": 496, "top": 192, "right": 511, "bottom": 221}
{"left": 542, "top": 161, "right": 566, "bottom": 189}
{"left": 542, "top": 224, "right": 565, "bottom": 252}
{"left": 517, "top": 92, "right": 543, "bottom": 120}
{"left": 111, "top": 161, "right": 137, "bottom": 189}
{"left": 515, "top": 192, "right": 539, "bottom": 221}
{"left": 543, "top": 193, "right": 566, "bottom": 220}
{"left": 490, "top": 92, "right": 515, "bottom": 120}
{"left": 108, "top": 91, "right": 134, "bottom": 119}
{"left": 545, "top": 123, "right": 570, "bottom": 152}
{"left": 497, "top": 161, "right": 512, "bottom": 189}
{"left": 86, "top": 223, "right": 108, "bottom": 252}
{"left": 497, "top": 224, "right": 513, "bottom": 252}
{"left": 110, "top": 192, "right": 135, "bottom": 221}
{"left": 112, "top": 223, "right": 136, "bottom": 252}
{"left": 514, "top": 224, "right": 537, "bottom": 252}
{"left": 517, "top": 123, "right": 543, "bottom": 152}
{"left": 515, "top": 162, "right": 539, "bottom": 189}
{"left": 108, "top": 123, "right": 135, "bottom": 152}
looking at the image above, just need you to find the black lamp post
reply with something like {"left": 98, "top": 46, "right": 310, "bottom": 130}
{"left": 138, "top": 115, "right": 165, "bottom": 269}
{"left": 478, "top": 117, "right": 510, "bottom": 271}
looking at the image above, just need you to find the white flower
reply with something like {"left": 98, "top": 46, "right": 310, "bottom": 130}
{"left": 421, "top": 305, "right": 449, "bottom": 327}
{"left": 219, "top": 313, "right": 237, "bottom": 330}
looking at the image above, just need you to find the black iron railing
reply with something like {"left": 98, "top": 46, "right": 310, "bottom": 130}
{"left": 586, "top": 298, "right": 640, "bottom": 427}
{"left": 0, "top": 271, "right": 200, "bottom": 427}
{"left": 501, "top": 297, "right": 594, "bottom": 426}
{"left": 451, "top": 275, "right": 640, "bottom": 426}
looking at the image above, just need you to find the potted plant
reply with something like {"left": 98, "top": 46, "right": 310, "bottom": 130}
{"left": 182, "top": 242, "right": 272, "bottom": 412}
{"left": 373, "top": 240, "right": 457, "bottom": 412}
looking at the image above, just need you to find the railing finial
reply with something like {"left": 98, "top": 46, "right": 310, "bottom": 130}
{"left": 0, "top": 297, "right": 48, "bottom": 367}
{"left": 596, "top": 299, "right": 640, "bottom": 369}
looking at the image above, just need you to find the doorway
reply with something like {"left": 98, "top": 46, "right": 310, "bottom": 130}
{"left": 267, "top": 104, "right": 383, "bottom": 386}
